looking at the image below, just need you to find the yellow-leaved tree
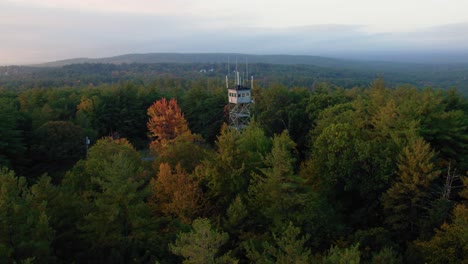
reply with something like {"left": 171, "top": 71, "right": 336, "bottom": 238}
{"left": 149, "top": 163, "right": 206, "bottom": 224}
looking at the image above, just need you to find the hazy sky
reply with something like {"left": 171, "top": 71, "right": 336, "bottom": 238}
{"left": 2, "top": 0, "right": 468, "bottom": 65}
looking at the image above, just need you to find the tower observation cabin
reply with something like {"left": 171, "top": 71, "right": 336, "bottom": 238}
{"left": 227, "top": 68, "right": 253, "bottom": 130}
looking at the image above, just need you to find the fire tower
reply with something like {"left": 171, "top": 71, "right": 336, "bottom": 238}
{"left": 227, "top": 69, "right": 253, "bottom": 130}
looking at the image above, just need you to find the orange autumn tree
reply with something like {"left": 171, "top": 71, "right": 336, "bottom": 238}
{"left": 149, "top": 163, "right": 206, "bottom": 223}
{"left": 147, "top": 98, "right": 191, "bottom": 153}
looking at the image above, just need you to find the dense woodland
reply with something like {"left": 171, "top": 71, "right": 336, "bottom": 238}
{"left": 0, "top": 64, "right": 467, "bottom": 263}
{"left": 2, "top": 61, "right": 468, "bottom": 95}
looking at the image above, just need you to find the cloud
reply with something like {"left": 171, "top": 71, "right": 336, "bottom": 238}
{"left": 1, "top": 2, "right": 468, "bottom": 65}
{"left": 4, "top": 0, "right": 192, "bottom": 15}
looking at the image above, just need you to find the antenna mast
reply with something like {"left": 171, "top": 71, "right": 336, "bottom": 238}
{"left": 245, "top": 58, "right": 248, "bottom": 86}
{"left": 226, "top": 55, "right": 253, "bottom": 130}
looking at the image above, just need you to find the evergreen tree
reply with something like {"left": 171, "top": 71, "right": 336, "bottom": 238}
{"left": 412, "top": 204, "right": 468, "bottom": 264}
{"left": 65, "top": 137, "right": 156, "bottom": 262}
{"left": 0, "top": 167, "right": 54, "bottom": 263}
{"left": 170, "top": 218, "right": 233, "bottom": 264}
{"left": 0, "top": 98, "right": 25, "bottom": 169}
{"left": 199, "top": 123, "right": 271, "bottom": 210}
{"left": 371, "top": 247, "right": 402, "bottom": 264}
{"left": 411, "top": 176, "right": 468, "bottom": 264}
{"left": 246, "top": 222, "right": 311, "bottom": 264}
{"left": 249, "top": 131, "right": 340, "bottom": 249}
{"left": 180, "top": 86, "right": 225, "bottom": 143}
{"left": 29, "top": 121, "right": 84, "bottom": 179}
{"left": 323, "top": 243, "right": 361, "bottom": 264}
{"left": 30, "top": 175, "right": 84, "bottom": 262}
{"left": 248, "top": 131, "right": 299, "bottom": 229}
{"left": 382, "top": 137, "right": 440, "bottom": 239}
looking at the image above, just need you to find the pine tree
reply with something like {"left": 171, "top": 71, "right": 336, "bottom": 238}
{"left": 65, "top": 137, "right": 155, "bottom": 262}
{"left": 170, "top": 218, "right": 232, "bottom": 264}
{"left": 413, "top": 204, "right": 468, "bottom": 264}
{"left": 248, "top": 131, "right": 299, "bottom": 229}
{"left": 412, "top": 176, "right": 468, "bottom": 264}
{"left": 323, "top": 243, "right": 361, "bottom": 264}
{"left": 0, "top": 99, "right": 25, "bottom": 169}
{"left": 246, "top": 222, "right": 311, "bottom": 264}
{"left": 382, "top": 137, "right": 440, "bottom": 239}
{"left": 199, "top": 123, "right": 271, "bottom": 210}
{"left": 0, "top": 167, "right": 54, "bottom": 262}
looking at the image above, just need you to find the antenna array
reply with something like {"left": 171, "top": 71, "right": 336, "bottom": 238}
{"left": 225, "top": 56, "right": 253, "bottom": 88}
{"left": 226, "top": 56, "right": 253, "bottom": 130}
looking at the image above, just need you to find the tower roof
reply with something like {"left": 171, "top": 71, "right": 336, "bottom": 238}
{"left": 228, "top": 85, "right": 251, "bottom": 91}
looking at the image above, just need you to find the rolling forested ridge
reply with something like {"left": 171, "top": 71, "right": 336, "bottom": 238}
{"left": 0, "top": 57, "right": 467, "bottom": 263}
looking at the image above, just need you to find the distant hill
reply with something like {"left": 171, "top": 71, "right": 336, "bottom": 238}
{"left": 36, "top": 53, "right": 347, "bottom": 67}
{"left": 36, "top": 52, "right": 468, "bottom": 75}
{"left": 1, "top": 53, "right": 464, "bottom": 95}
{"left": 34, "top": 53, "right": 421, "bottom": 70}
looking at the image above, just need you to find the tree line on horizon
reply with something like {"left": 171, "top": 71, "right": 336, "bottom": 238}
{"left": 1, "top": 62, "right": 468, "bottom": 96}
{"left": 0, "top": 78, "right": 467, "bottom": 263}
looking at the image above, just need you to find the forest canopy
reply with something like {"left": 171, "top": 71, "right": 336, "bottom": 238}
{"left": 0, "top": 66, "right": 467, "bottom": 263}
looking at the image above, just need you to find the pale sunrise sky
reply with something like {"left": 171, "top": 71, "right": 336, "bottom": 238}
{"left": 1, "top": 0, "right": 468, "bottom": 64}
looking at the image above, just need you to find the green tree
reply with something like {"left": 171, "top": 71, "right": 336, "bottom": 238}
{"left": 64, "top": 137, "right": 142, "bottom": 193}
{"left": 248, "top": 131, "right": 298, "bottom": 228}
{"left": 224, "top": 195, "right": 248, "bottom": 232}
{"left": 76, "top": 83, "right": 148, "bottom": 146}
{"left": 304, "top": 84, "right": 440, "bottom": 231}
{"left": 18, "top": 88, "right": 54, "bottom": 129}
{"left": 0, "top": 167, "right": 54, "bottom": 263}
{"left": 153, "top": 132, "right": 209, "bottom": 173}
{"left": 254, "top": 85, "right": 312, "bottom": 149}
{"left": 170, "top": 218, "right": 232, "bottom": 264}
{"left": 411, "top": 176, "right": 468, "bottom": 263}
{"left": 98, "top": 84, "right": 146, "bottom": 141}
{"left": 0, "top": 98, "right": 25, "bottom": 169}
{"left": 180, "top": 86, "right": 225, "bottom": 143}
{"left": 199, "top": 123, "right": 271, "bottom": 210}
{"left": 382, "top": 137, "right": 440, "bottom": 239}
{"left": 246, "top": 222, "right": 311, "bottom": 264}
{"left": 351, "top": 227, "right": 396, "bottom": 260}
{"left": 412, "top": 204, "right": 468, "bottom": 264}
{"left": 79, "top": 153, "right": 151, "bottom": 261}
{"left": 64, "top": 137, "right": 155, "bottom": 262}
{"left": 323, "top": 243, "right": 361, "bottom": 264}
{"left": 30, "top": 175, "right": 84, "bottom": 263}
{"left": 306, "top": 85, "right": 349, "bottom": 124}
{"left": 249, "top": 131, "right": 340, "bottom": 248}
{"left": 371, "top": 247, "right": 402, "bottom": 264}
{"left": 29, "top": 121, "right": 84, "bottom": 180}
